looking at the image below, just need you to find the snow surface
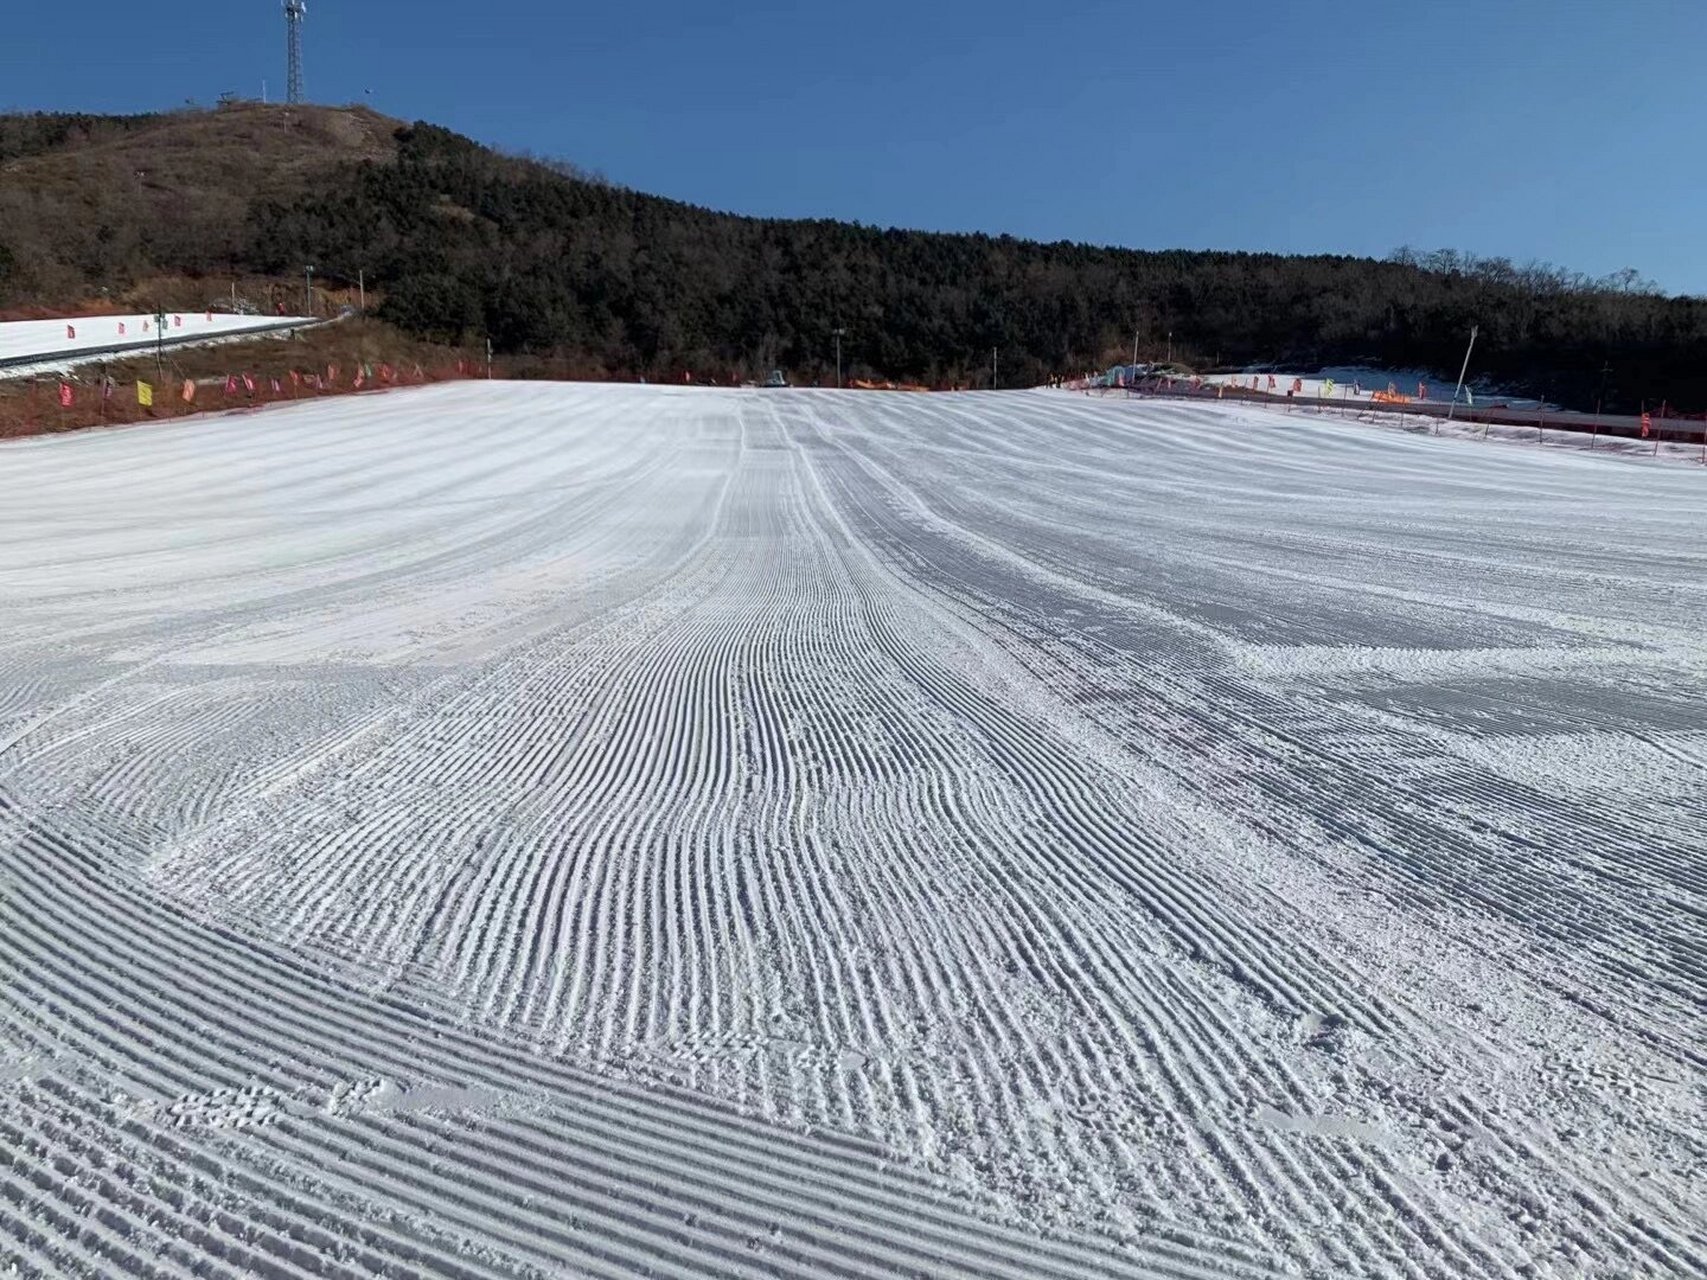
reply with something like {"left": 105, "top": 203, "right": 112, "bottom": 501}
{"left": 0, "top": 311, "right": 315, "bottom": 375}
{"left": 1208, "top": 366, "right": 1440, "bottom": 399}
{"left": 1205, "top": 366, "right": 1558, "bottom": 409}
{"left": 1, "top": 383, "right": 1703, "bottom": 1279}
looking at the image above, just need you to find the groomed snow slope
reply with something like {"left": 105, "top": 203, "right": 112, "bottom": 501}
{"left": 1, "top": 384, "right": 1702, "bottom": 1279}
{"left": 0, "top": 312, "right": 315, "bottom": 374}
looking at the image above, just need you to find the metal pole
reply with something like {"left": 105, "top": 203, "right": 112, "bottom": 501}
{"left": 304, "top": 265, "right": 314, "bottom": 317}
{"left": 992, "top": 347, "right": 998, "bottom": 390}
{"left": 359, "top": 270, "right": 366, "bottom": 314}
{"left": 833, "top": 327, "right": 845, "bottom": 389}
{"left": 1167, "top": 331, "right": 1172, "bottom": 364}
{"left": 486, "top": 337, "right": 493, "bottom": 379}
{"left": 1592, "top": 362, "right": 1610, "bottom": 450}
{"left": 1446, "top": 324, "right": 1479, "bottom": 423}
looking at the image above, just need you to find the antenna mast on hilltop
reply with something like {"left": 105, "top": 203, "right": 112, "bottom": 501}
{"left": 285, "top": 0, "right": 307, "bottom": 104}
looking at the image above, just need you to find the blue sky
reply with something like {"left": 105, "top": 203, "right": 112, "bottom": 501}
{"left": 7, "top": 2, "right": 1704, "bottom": 293}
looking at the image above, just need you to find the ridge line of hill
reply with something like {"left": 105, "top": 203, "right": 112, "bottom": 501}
{"left": 3, "top": 104, "right": 1704, "bottom": 410}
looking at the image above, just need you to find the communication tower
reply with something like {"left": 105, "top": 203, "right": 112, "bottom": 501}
{"left": 285, "top": 1, "right": 307, "bottom": 105}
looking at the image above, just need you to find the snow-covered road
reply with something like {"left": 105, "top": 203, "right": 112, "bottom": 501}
{"left": 1, "top": 384, "right": 1702, "bottom": 1278}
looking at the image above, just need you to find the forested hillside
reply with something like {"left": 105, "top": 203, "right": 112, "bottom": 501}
{"left": 4, "top": 106, "right": 1703, "bottom": 407}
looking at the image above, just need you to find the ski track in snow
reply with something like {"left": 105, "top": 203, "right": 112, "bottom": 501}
{"left": 0, "top": 383, "right": 1702, "bottom": 1279}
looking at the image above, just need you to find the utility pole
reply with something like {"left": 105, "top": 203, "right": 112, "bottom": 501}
{"left": 304, "top": 264, "right": 315, "bottom": 317}
{"left": 832, "top": 327, "right": 845, "bottom": 389}
{"left": 154, "top": 306, "right": 166, "bottom": 382}
{"left": 1167, "top": 331, "right": 1173, "bottom": 365}
{"left": 1132, "top": 327, "right": 1140, "bottom": 369}
{"left": 358, "top": 269, "right": 366, "bottom": 314}
{"left": 1445, "top": 324, "right": 1479, "bottom": 424}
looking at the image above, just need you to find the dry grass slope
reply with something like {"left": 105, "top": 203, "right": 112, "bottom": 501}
{"left": 0, "top": 104, "right": 400, "bottom": 303}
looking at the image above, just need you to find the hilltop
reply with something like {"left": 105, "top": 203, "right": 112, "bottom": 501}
{"left": 0, "top": 104, "right": 397, "bottom": 308}
{"left": 3, "top": 104, "right": 1704, "bottom": 406}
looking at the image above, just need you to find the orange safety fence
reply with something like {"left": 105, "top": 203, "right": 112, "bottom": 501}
{"left": 850, "top": 378, "right": 934, "bottom": 392}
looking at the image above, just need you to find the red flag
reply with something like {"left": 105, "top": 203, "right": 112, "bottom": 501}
{"left": 102, "top": 378, "right": 114, "bottom": 401}
{"left": 1292, "top": 377, "right": 1303, "bottom": 394}
{"left": 118, "top": 322, "right": 126, "bottom": 336}
{"left": 174, "top": 315, "right": 183, "bottom": 328}
{"left": 270, "top": 377, "right": 282, "bottom": 395}
{"left": 58, "top": 382, "right": 73, "bottom": 408}
{"left": 142, "top": 319, "right": 150, "bottom": 333}
{"left": 225, "top": 374, "right": 238, "bottom": 395}
{"left": 1641, "top": 411, "right": 1652, "bottom": 438}
{"left": 1418, "top": 381, "right": 1428, "bottom": 400}
{"left": 181, "top": 380, "right": 197, "bottom": 403}
{"left": 327, "top": 364, "right": 339, "bottom": 383}
{"left": 66, "top": 324, "right": 76, "bottom": 340}
{"left": 353, "top": 370, "right": 366, "bottom": 389}
{"left": 1267, "top": 374, "right": 1276, "bottom": 390}
{"left": 242, "top": 372, "right": 255, "bottom": 395}
{"left": 290, "top": 369, "right": 302, "bottom": 386}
